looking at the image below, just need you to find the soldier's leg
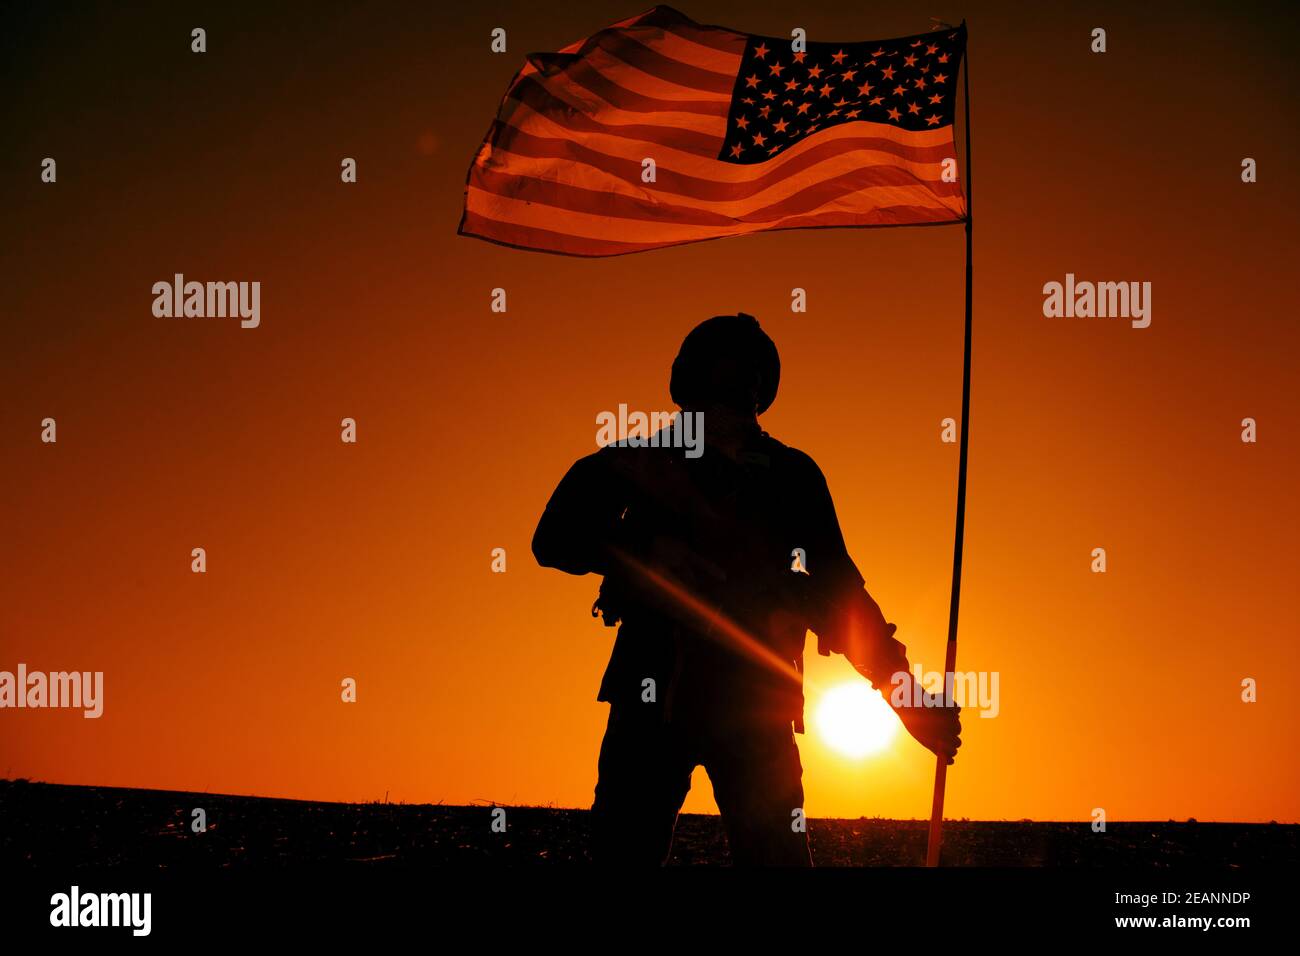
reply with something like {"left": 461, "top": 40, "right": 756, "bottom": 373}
{"left": 705, "top": 723, "right": 813, "bottom": 866}
{"left": 590, "top": 705, "right": 695, "bottom": 865}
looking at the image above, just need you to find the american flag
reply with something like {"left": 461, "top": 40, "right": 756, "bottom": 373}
{"left": 459, "top": 5, "right": 967, "bottom": 257}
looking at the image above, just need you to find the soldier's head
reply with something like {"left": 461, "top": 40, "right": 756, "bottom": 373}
{"left": 669, "top": 313, "right": 780, "bottom": 417}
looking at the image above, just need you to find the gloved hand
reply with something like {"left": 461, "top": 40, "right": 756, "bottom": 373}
{"left": 887, "top": 666, "right": 962, "bottom": 764}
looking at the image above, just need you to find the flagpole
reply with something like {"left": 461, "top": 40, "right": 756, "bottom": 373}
{"left": 925, "top": 22, "right": 972, "bottom": 868}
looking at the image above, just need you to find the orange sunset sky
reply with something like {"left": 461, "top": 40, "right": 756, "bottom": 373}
{"left": 1, "top": 0, "right": 1297, "bottom": 824}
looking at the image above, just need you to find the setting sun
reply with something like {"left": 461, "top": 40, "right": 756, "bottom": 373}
{"left": 813, "top": 681, "right": 900, "bottom": 758}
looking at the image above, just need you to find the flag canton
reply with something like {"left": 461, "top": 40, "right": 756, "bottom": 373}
{"left": 720, "top": 27, "right": 965, "bottom": 165}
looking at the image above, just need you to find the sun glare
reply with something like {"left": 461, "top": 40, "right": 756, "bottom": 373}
{"left": 814, "top": 681, "right": 900, "bottom": 758}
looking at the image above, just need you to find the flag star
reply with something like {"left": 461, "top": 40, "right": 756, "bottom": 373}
{"left": 753, "top": 42, "right": 769, "bottom": 59}
{"left": 803, "top": 83, "right": 815, "bottom": 94}
{"left": 892, "top": 84, "right": 907, "bottom": 96}
{"left": 831, "top": 49, "right": 848, "bottom": 64}
{"left": 769, "top": 61, "right": 785, "bottom": 76}
{"left": 784, "top": 78, "right": 800, "bottom": 91}
{"left": 752, "top": 132, "right": 766, "bottom": 145}
{"left": 857, "top": 81, "right": 874, "bottom": 95}
{"left": 872, "top": 47, "right": 885, "bottom": 56}
{"left": 938, "top": 52, "right": 950, "bottom": 63}
{"left": 868, "top": 95, "right": 884, "bottom": 105}
{"left": 762, "top": 90, "right": 776, "bottom": 100}
{"left": 887, "top": 107, "right": 901, "bottom": 120}
{"left": 907, "top": 102, "right": 921, "bottom": 114}
{"left": 841, "top": 69, "right": 857, "bottom": 81}
{"left": 782, "top": 98, "right": 793, "bottom": 106}
{"left": 925, "top": 114, "right": 940, "bottom": 125}
{"left": 745, "top": 74, "right": 760, "bottom": 88}
{"left": 910, "top": 40, "right": 923, "bottom": 47}
{"left": 929, "top": 93, "right": 943, "bottom": 104}
{"left": 904, "top": 54, "right": 917, "bottom": 67}
{"left": 881, "top": 66, "right": 895, "bottom": 79}
{"left": 845, "top": 108, "right": 861, "bottom": 118}
{"left": 934, "top": 73, "right": 948, "bottom": 83}
{"left": 920, "top": 64, "right": 931, "bottom": 74}
{"left": 793, "top": 51, "right": 807, "bottom": 63}
{"left": 730, "top": 143, "right": 743, "bottom": 157}
{"left": 796, "top": 102, "right": 812, "bottom": 115}
{"left": 773, "top": 118, "right": 789, "bottom": 132}
{"left": 926, "top": 44, "right": 939, "bottom": 55}
{"left": 735, "top": 115, "right": 749, "bottom": 128}
{"left": 768, "top": 144, "right": 782, "bottom": 154}
{"left": 819, "top": 83, "right": 834, "bottom": 97}
{"left": 808, "top": 65, "right": 824, "bottom": 78}
{"left": 759, "top": 104, "right": 772, "bottom": 117}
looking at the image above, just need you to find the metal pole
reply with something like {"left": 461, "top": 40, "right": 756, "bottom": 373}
{"left": 925, "top": 22, "right": 972, "bottom": 868}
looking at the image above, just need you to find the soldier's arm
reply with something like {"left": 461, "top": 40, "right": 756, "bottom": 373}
{"left": 531, "top": 447, "right": 631, "bottom": 576}
{"left": 799, "top": 454, "right": 961, "bottom": 762}
{"left": 797, "top": 455, "right": 908, "bottom": 683}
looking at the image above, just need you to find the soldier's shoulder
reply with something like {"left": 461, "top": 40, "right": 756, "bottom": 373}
{"left": 759, "top": 434, "right": 828, "bottom": 481}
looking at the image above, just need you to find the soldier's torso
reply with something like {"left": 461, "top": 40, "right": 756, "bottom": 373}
{"left": 596, "top": 433, "right": 818, "bottom": 729}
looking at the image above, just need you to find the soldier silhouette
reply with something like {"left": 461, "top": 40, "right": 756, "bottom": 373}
{"left": 532, "top": 314, "right": 960, "bottom": 866}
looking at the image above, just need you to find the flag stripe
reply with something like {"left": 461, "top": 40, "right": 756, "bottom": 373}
{"left": 466, "top": 186, "right": 956, "bottom": 244}
{"left": 473, "top": 163, "right": 961, "bottom": 227}
{"left": 543, "top": 56, "right": 738, "bottom": 117}
{"left": 480, "top": 143, "right": 967, "bottom": 214}
{"left": 531, "top": 58, "right": 731, "bottom": 120}
{"left": 461, "top": 200, "right": 958, "bottom": 258}
{"left": 578, "top": 49, "right": 731, "bottom": 104}
{"left": 522, "top": 65, "right": 728, "bottom": 136}
{"left": 587, "top": 30, "right": 738, "bottom": 94}
{"left": 508, "top": 77, "right": 724, "bottom": 155}
{"left": 471, "top": 168, "right": 737, "bottom": 226}
{"left": 615, "top": 25, "right": 745, "bottom": 73}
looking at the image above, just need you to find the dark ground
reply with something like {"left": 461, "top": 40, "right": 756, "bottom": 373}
{"left": 2, "top": 779, "right": 1294, "bottom": 869}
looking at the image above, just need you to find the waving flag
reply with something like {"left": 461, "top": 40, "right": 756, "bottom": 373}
{"left": 459, "top": 5, "right": 967, "bottom": 256}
